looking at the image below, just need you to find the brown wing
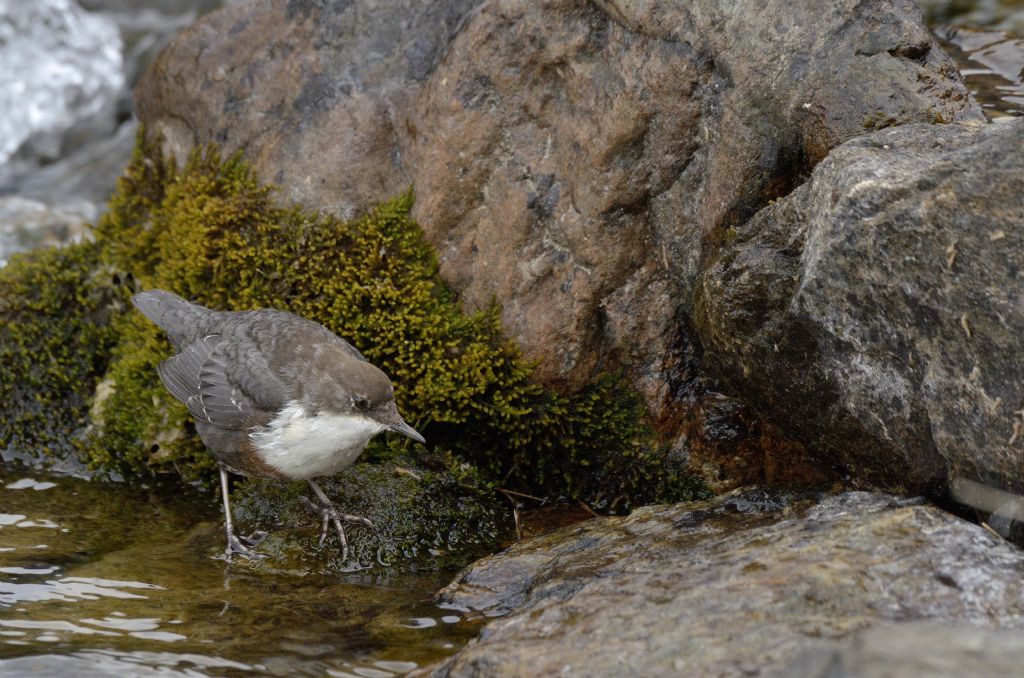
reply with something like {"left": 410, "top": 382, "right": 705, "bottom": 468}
{"left": 157, "top": 334, "right": 286, "bottom": 430}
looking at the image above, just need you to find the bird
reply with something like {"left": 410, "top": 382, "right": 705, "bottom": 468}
{"left": 132, "top": 289, "right": 425, "bottom": 561}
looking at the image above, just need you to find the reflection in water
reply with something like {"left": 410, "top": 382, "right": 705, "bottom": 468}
{"left": 5, "top": 479, "right": 57, "bottom": 491}
{"left": 0, "top": 649, "right": 253, "bottom": 677}
{"left": 919, "top": 0, "right": 1024, "bottom": 35}
{"left": 0, "top": 468, "right": 480, "bottom": 676}
{"left": 1, "top": 576, "right": 159, "bottom": 605}
{"left": 935, "top": 25, "right": 1024, "bottom": 118}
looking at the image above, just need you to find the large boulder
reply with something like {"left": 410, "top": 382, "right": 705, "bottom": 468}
{"left": 403, "top": 0, "right": 981, "bottom": 398}
{"left": 696, "top": 118, "right": 1024, "bottom": 493}
{"left": 135, "top": 0, "right": 981, "bottom": 457}
{"left": 423, "top": 490, "right": 1024, "bottom": 677}
{"left": 134, "top": 0, "right": 481, "bottom": 219}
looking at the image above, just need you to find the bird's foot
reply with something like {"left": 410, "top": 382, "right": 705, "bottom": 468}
{"left": 299, "top": 495, "right": 373, "bottom": 561}
{"left": 225, "top": 531, "right": 268, "bottom": 561}
{"left": 239, "top": 530, "right": 269, "bottom": 548}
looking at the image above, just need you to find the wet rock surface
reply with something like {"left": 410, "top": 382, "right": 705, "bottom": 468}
{"left": 135, "top": 1, "right": 981, "bottom": 470}
{"left": 697, "top": 118, "right": 1024, "bottom": 493}
{"left": 425, "top": 490, "right": 1024, "bottom": 677}
{"left": 788, "top": 622, "right": 1024, "bottom": 678}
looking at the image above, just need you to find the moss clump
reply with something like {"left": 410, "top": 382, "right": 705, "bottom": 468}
{"left": 0, "top": 242, "right": 127, "bottom": 460}
{"left": 862, "top": 110, "right": 899, "bottom": 132}
{"left": 8, "top": 132, "right": 705, "bottom": 513}
{"left": 234, "top": 456, "right": 506, "bottom": 572}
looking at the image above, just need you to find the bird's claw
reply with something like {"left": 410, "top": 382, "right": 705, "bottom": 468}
{"left": 299, "top": 494, "right": 373, "bottom": 561}
{"left": 239, "top": 530, "right": 268, "bottom": 548}
{"left": 343, "top": 515, "right": 374, "bottom": 529}
{"left": 225, "top": 533, "right": 268, "bottom": 561}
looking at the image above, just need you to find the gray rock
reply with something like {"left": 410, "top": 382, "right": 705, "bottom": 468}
{"left": 0, "top": 2, "right": 228, "bottom": 241}
{"left": 696, "top": 118, "right": 1024, "bottom": 493}
{"left": 0, "top": 197, "right": 95, "bottom": 267}
{"left": 426, "top": 491, "right": 1024, "bottom": 677}
{"left": 134, "top": 1, "right": 981, "bottom": 473}
{"left": 11, "top": 119, "right": 138, "bottom": 208}
{"left": 788, "top": 622, "right": 1024, "bottom": 678}
{"left": 0, "top": 0, "right": 123, "bottom": 166}
{"left": 0, "top": 119, "right": 136, "bottom": 267}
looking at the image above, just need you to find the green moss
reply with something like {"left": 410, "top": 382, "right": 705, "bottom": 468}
{"left": 0, "top": 242, "right": 126, "bottom": 461}
{"left": 9, "top": 132, "right": 705, "bottom": 513}
{"left": 234, "top": 456, "right": 505, "bottom": 572}
{"left": 81, "top": 311, "right": 208, "bottom": 479}
{"left": 862, "top": 110, "right": 901, "bottom": 132}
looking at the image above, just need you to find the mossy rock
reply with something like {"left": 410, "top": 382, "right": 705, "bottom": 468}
{"left": 233, "top": 456, "right": 508, "bottom": 573}
{"left": 1, "top": 131, "right": 708, "bottom": 566}
{"left": 0, "top": 242, "right": 128, "bottom": 463}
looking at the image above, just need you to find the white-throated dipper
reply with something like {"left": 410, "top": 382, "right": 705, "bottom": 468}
{"left": 132, "top": 289, "right": 425, "bottom": 561}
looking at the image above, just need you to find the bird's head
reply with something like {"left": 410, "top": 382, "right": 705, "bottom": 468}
{"left": 304, "top": 352, "right": 425, "bottom": 445}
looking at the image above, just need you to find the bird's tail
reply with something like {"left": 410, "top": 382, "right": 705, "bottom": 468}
{"left": 132, "top": 290, "right": 215, "bottom": 350}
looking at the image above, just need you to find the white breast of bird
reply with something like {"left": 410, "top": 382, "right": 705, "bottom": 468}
{"left": 250, "top": 400, "right": 385, "bottom": 480}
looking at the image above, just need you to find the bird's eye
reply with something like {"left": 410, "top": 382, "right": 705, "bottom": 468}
{"left": 353, "top": 395, "right": 371, "bottom": 411}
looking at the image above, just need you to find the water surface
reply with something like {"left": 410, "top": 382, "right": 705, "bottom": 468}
{"left": 0, "top": 466, "right": 480, "bottom": 677}
{"left": 925, "top": 0, "right": 1024, "bottom": 118}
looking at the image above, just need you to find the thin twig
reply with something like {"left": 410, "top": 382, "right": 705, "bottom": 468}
{"left": 500, "top": 462, "right": 519, "bottom": 486}
{"left": 495, "top": 488, "right": 524, "bottom": 541}
{"left": 496, "top": 487, "right": 546, "bottom": 503}
{"left": 981, "top": 521, "right": 1008, "bottom": 542}
{"left": 512, "top": 504, "right": 522, "bottom": 541}
{"left": 393, "top": 466, "right": 422, "bottom": 481}
{"left": 577, "top": 499, "right": 600, "bottom": 517}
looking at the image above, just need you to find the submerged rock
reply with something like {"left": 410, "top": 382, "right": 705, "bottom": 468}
{"left": 426, "top": 490, "right": 1024, "bottom": 677}
{"left": 697, "top": 118, "right": 1024, "bottom": 494}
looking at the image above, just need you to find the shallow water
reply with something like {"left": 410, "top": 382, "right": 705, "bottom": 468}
{"left": 925, "top": 0, "right": 1024, "bottom": 118}
{"left": 935, "top": 25, "right": 1024, "bottom": 118}
{"left": 0, "top": 466, "right": 480, "bottom": 676}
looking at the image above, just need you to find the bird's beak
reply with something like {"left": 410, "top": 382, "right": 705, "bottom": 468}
{"left": 389, "top": 417, "right": 425, "bottom": 445}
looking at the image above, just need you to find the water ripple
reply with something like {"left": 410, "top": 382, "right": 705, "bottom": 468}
{"left": 1, "top": 576, "right": 161, "bottom": 606}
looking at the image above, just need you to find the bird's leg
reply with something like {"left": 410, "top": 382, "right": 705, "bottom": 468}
{"left": 219, "top": 465, "right": 267, "bottom": 561}
{"left": 297, "top": 496, "right": 332, "bottom": 546}
{"left": 305, "top": 479, "right": 373, "bottom": 561}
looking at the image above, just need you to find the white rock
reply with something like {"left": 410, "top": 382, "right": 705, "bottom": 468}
{"left": 0, "top": 0, "right": 123, "bottom": 166}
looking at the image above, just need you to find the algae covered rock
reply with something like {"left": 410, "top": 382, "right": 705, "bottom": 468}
{"left": 234, "top": 456, "right": 508, "bottom": 573}
{"left": 0, "top": 242, "right": 127, "bottom": 461}
{"left": 71, "top": 133, "right": 705, "bottom": 508}
{"left": 1, "top": 128, "right": 704, "bottom": 580}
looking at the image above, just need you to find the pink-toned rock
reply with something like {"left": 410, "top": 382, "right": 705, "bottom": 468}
{"left": 135, "top": 0, "right": 982, "bottom": 488}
